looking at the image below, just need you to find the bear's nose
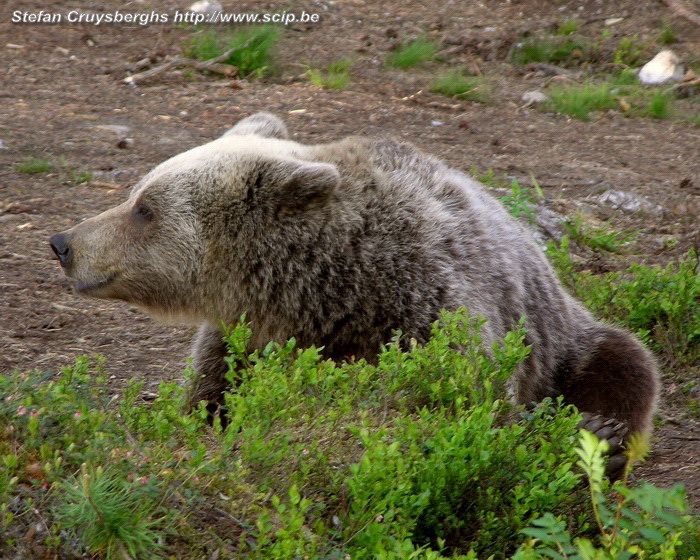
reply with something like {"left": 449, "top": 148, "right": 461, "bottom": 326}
{"left": 49, "top": 232, "right": 72, "bottom": 268}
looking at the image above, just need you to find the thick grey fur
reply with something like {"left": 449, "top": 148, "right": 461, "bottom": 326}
{"left": 52, "top": 112, "right": 659, "bottom": 438}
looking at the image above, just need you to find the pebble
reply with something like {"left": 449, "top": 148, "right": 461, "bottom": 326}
{"left": 522, "top": 91, "right": 548, "bottom": 105}
{"left": 94, "top": 124, "right": 131, "bottom": 135}
{"left": 188, "top": 0, "right": 223, "bottom": 14}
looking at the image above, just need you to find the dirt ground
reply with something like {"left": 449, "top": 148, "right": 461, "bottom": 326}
{"left": 1, "top": 0, "right": 699, "bottom": 509}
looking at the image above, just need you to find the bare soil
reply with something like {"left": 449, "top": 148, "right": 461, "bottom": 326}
{"left": 1, "top": 0, "right": 699, "bottom": 507}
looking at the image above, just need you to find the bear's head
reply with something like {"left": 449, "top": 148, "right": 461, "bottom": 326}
{"left": 49, "top": 112, "right": 340, "bottom": 323}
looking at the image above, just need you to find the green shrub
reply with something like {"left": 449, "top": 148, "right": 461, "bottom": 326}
{"left": 308, "top": 59, "right": 352, "bottom": 89}
{"left": 183, "top": 25, "right": 281, "bottom": 77}
{"left": 387, "top": 38, "right": 439, "bottom": 68}
{"left": 547, "top": 239, "right": 699, "bottom": 364}
{"left": 546, "top": 83, "right": 617, "bottom": 120}
{"left": 517, "top": 432, "right": 692, "bottom": 559}
{"left": 430, "top": 71, "right": 484, "bottom": 102}
{"left": 0, "top": 310, "right": 695, "bottom": 558}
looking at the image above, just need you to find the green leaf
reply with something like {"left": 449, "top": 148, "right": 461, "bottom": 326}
{"left": 638, "top": 526, "right": 666, "bottom": 543}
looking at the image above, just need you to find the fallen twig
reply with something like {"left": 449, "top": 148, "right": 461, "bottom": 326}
{"left": 660, "top": 0, "right": 700, "bottom": 25}
{"left": 671, "top": 76, "right": 700, "bottom": 89}
{"left": 659, "top": 413, "right": 683, "bottom": 426}
{"left": 90, "top": 181, "right": 123, "bottom": 189}
{"left": 212, "top": 506, "right": 258, "bottom": 549}
{"left": 395, "top": 89, "right": 424, "bottom": 102}
{"left": 124, "top": 37, "right": 257, "bottom": 85}
{"left": 528, "top": 63, "right": 575, "bottom": 77}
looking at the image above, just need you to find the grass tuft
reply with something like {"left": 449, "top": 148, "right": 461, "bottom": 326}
{"left": 183, "top": 25, "right": 281, "bottom": 77}
{"left": 511, "top": 37, "right": 586, "bottom": 66}
{"left": 613, "top": 35, "right": 646, "bottom": 66}
{"left": 16, "top": 157, "right": 53, "bottom": 174}
{"left": 430, "top": 71, "right": 484, "bottom": 101}
{"left": 613, "top": 68, "right": 639, "bottom": 85}
{"left": 646, "top": 90, "right": 673, "bottom": 119}
{"left": 387, "top": 38, "right": 439, "bottom": 68}
{"left": 555, "top": 20, "right": 580, "bottom": 36}
{"left": 308, "top": 59, "right": 352, "bottom": 90}
{"left": 546, "top": 83, "right": 617, "bottom": 120}
{"left": 563, "top": 213, "right": 636, "bottom": 253}
{"left": 55, "top": 464, "right": 161, "bottom": 559}
{"left": 658, "top": 24, "right": 678, "bottom": 45}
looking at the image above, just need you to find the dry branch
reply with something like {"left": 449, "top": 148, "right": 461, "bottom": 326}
{"left": 123, "top": 37, "right": 257, "bottom": 85}
{"left": 660, "top": 0, "right": 700, "bottom": 25}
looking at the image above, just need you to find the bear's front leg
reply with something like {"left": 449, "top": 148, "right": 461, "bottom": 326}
{"left": 187, "top": 323, "right": 231, "bottom": 413}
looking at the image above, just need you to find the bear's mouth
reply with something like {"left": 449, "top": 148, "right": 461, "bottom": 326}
{"left": 74, "top": 274, "right": 117, "bottom": 295}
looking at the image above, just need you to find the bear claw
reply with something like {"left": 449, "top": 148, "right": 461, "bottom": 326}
{"left": 579, "top": 412, "right": 630, "bottom": 479}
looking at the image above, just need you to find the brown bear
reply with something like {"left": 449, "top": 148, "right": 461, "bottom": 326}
{"left": 50, "top": 112, "right": 658, "bottom": 473}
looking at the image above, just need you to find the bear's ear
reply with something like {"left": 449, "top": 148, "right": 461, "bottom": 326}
{"left": 221, "top": 112, "right": 289, "bottom": 140}
{"left": 275, "top": 161, "right": 340, "bottom": 214}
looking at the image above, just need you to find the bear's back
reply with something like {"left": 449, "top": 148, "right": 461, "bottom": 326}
{"left": 310, "top": 137, "right": 590, "bottom": 398}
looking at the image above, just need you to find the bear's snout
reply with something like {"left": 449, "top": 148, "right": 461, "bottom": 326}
{"left": 49, "top": 232, "right": 72, "bottom": 268}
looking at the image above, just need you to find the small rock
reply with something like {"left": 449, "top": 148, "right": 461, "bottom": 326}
{"left": 672, "top": 199, "right": 698, "bottom": 216}
{"left": 678, "top": 178, "right": 700, "bottom": 195}
{"left": 0, "top": 139, "right": 7, "bottom": 150}
{"left": 117, "top": 137, "right": 134, "bottom": 149}
{"left": 591, "top": 189, "right": 666, "bottom": 217}
{"left": 522, "top": 91, "right": 548, "bottom": 105}
{"left": 531, "top": 204, "right": 568, "bottom": 247}
{"left": 431, "top": 120, "right": 444, "bottom": 126}
{"left": 638, "top": 50, "right": 684, "bottom": 85}
{"left": 92, "top": 168, "right": 138, "bottom": 181}
{"left": 188, "top": 0, "right": 222, "bottom": 14}
{"left": 94, "top": 124, "right": 130, "bottom": 135}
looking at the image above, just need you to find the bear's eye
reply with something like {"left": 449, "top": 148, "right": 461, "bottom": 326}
{"left": 133, "top": 204, "right": 153, "bottom": 221}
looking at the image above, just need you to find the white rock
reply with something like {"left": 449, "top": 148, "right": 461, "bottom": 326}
{"left": 522, "top": 91, "right": 548, "bottom": 105}
{"left": 592, "top": 189, "right": 666, "bottom": 216}
{"left": 188, "top": 0, "right": 222, "bottom": 14}
{"left": 638, "top": 50, "right": 684, "bottom": 85}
